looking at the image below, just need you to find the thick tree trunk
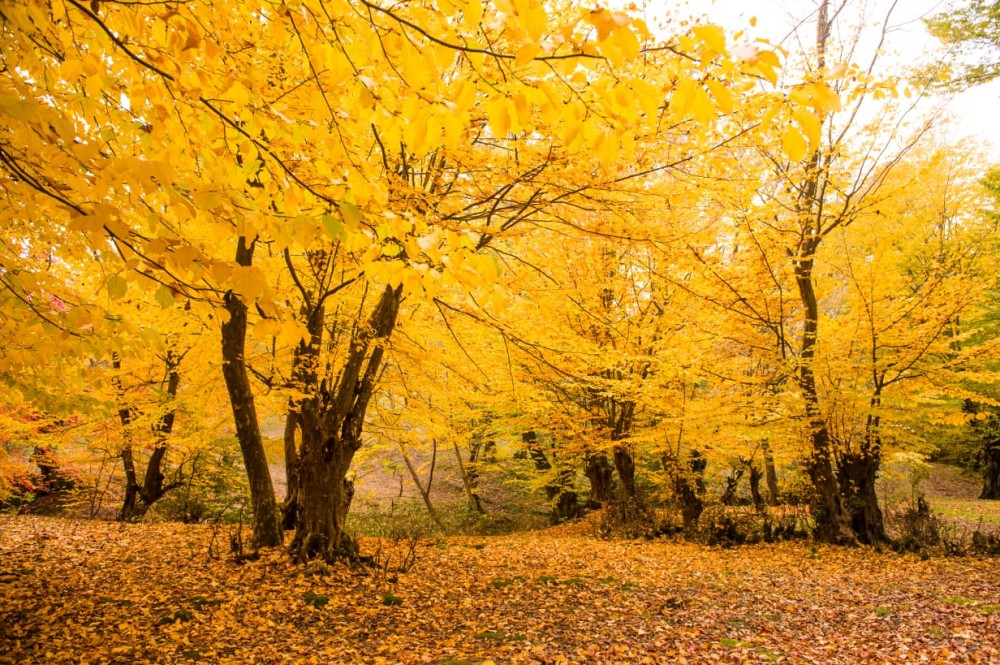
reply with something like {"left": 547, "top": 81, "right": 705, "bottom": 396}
{"left": 290, "top": 284, "right": 401, "bottom": 562}
{"left": 837, "top": 399, "right": 888, "bottom": 544}
{"left": 749, "top": 464, "right": 765, "bottom": 512}
{"left": 221, "top": 236, "right": 283, "bottom": 548}
{"left": 584, "top": 453, "right": 615, "bottom": 507}
{"left": 552, "top": 486, "right": 582, "bottom": 523}
{"left": 293, "top": 425, "right": 358, "bottom": 560}
{"left": 663, "top": 451, "right": 704, "bottom": 531}
{"left": 282, "top": 291, "right": 325, "bottom": 531}
{"left": 612, "top": 445, "right": 637, "bottom": 501}
{"left": 982, "top": 440, "right": 1000, "bottom": 500}
{"left": 838, "top": 449, "right": 887, "bottom": 544}
{"left": 806, "top": 426, "right": 856, "bottom": 543}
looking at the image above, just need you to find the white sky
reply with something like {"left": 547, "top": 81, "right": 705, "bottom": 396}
{"left": 652, "top": 0, "right": 1000, "bottom": 161}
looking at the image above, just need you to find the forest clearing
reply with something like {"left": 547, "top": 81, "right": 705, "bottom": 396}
{"left": 1, "top": 512, "right": 999, "bottom": 665}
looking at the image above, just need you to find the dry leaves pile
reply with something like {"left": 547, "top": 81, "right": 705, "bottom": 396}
{"left": 1, "top": 515, "right": 998, "bottom": 664}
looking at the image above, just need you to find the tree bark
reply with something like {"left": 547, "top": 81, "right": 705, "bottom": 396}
{"left": 281, "top": 411, "right": 300, "bottom": 530}
{"left": 613, "top": 444, "right": 637, "bottom": 501}
{"left": 454, "top": 441, "right": 485, "bottom": 514}
{"left": 523, "top": 431, "right": 581, "bottom": 523}
{"left": 982, "top": 439, "right": 1000, "bottom": 500}
{"left": 115, "top": 350, "right": 183, "bottom": 521}
{"left": 584, "top": 453, "right": 615, "bottom": 507}
{"left": 749, "top": 464, "right": 765, "bottom": 512}
{"left": 837, "top": 396, "right": 888, "bottom": 544}
{"left": 221, "top": 236, "right": 283, "bottom": 548}
{"left": 762, "top": 440, "right": 780, "bottom": 506}
{"left": 838, "top": 449, "right": 887, "bottom": 544}
{"left": 401, "top": 439, "right": 443, "bottom": 528}
{"left": 290, "top": 284, "right": 402, "bottom": 562}
{"left": 663, "top": 451, "right": 704, "bottom": 531}
{"left": 794, "top": 233, "right": 856, "bottom": 543}
{"left": 281, "top": 269, "right": 328, "bottom": 531}
{"left": 720, "top": 458, "right": 747, "bottom": 506}
{"left": 786, "top": 0, "right": 856, "bottom": 545}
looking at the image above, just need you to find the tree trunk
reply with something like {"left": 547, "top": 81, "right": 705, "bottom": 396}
{"left": 282, "top": 290, "right": 326, "bottom": 531}
{"left": 115, "top": 350, "right": 182, "bottom": 521}
{"left": 982, "top": 439, "right": 1000, "bottom": 500}
{"left": 838, "top": 397, "right": 888, "bottom": 544}
{"left": 401, "top": 439, "right": 443, "bottom": 528}
{"left": 612, "top": 444, "right": 637, "bottom": 501}
{"left": 838, "top": 449, "right": 887, "bottom": 544}
{"left": 663, "top": 451, "right": 704, "bottom": 531}
{"left": 118, "top": 444, "right": 141, "bottom": 521}
{"left": 795, "top": 239, "right": 855, "bottom": 544}
{"left": 523, "top": 431, "right": 580, "bottom": 523}
{"left": 762, "top": 440, "right": 780, "bottom": 506}
{"left": 720, "top": 459, "right": 747, "bottom": 506}
{"left": 281, "top": 411, "right": 300, "bottom": 530}
{"left": 749, "top": 464, "right": 765, "bottom": 512}
{"left": 221, "top": 236, "right": 283, "bottom": 549}
{"left": 454, "top": 441, "right": 485, "bottom": 514}
{"left": 290, "top": 284, "right": 401, "bottom": 562}
{"left": 788, "top": 0, "right": 855, "bottom": 545}
{"left": 553, "top": 486, "right": 582, "bottom": 523}
{"left": 584, "top": 453, "right": 615, "bottom": 507}
{"left": 293, "top": 423, "right": 358, "bottom": 560}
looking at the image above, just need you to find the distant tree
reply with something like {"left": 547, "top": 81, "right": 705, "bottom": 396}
{"left": 963, "top": 399, "right": 1000, "bottom": 499}
{"left": 927, "top": 1, "right": 1000, "bottom": 86}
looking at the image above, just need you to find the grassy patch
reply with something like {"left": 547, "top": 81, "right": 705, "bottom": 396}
{"left": 943, "top": 597, "right": 1000, "bottom": 614}
{"left": 927, "top": 498, "right": 1000, "bottom": 526}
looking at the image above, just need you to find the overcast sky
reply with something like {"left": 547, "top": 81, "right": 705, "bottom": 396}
{"left": 647, "top": 0, "right": 1000, "bottom": 161}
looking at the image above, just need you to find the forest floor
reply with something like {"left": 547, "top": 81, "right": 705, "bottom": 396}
{"left": 1, "top": 514, "right": 999, "bottom": 664}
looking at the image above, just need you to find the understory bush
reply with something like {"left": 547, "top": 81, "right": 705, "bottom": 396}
{"left": 887, "top": 497, "right": 1000, "bottom": 556}
{"left": 150, "top": 441, "right": 250, "bottom": 524}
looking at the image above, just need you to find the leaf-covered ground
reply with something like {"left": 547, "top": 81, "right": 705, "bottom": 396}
{"left": 1, "top": 516, "right": 998, "bottom": 664}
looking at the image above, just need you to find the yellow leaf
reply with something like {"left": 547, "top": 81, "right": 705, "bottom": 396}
{"left": 515, "top": 43, "right": 541, "bottom": 67}
{"left": 611, "top": 23, "right": 641, "bottom": 62}
{"left": 155, "top": 285, "right": 176, "bottom": 309}
{"left": 230, "top": 266, "right": 266, "bottom": 301}
{"left": 485, "top": 95, "right": 511, "bottom": 137}
{"left": 340, "top": 202, "right": 363, "bottom": 227}
{"left": 705, "top": 79, "right": 733, "bottom": 114}
{"left": 793, "top": 107, "right": 822, "bottom": 146}
{"left": 515, "top": 0, "right": 547, "bottom": 42}
{"left": 692, "top": 24, "right": 726, "bottom": 54}
{"left": 781, "top": 126, "right": 807, "bottom": 162}
{"left": 808, "top": 82, "right": 842, "bottom": 112}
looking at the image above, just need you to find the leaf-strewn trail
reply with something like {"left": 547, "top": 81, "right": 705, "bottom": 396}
{"left": 1, "top": 516, "right": 998, "bottom": 664}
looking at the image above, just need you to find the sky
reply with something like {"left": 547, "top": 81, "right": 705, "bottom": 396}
{"left": 655, "top": 0, "right": 1000, "bottom": 161}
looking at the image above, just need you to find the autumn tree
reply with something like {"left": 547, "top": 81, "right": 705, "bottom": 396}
{"left": 927, "top": 0, "right": 1000, "bottom": 86}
